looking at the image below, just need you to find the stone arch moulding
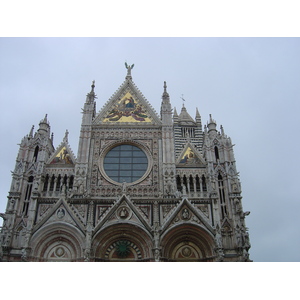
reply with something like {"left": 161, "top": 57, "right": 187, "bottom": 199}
{"left": 160, "top": 224, "right": 215, "bottom": 262}
{"left": 29, "top": 222, "right": 85, "bottom": 261}
{"left": 92, "top": 223, "right": 154, "bottom": 261}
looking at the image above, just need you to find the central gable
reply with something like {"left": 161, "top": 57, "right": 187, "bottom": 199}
{"left": 103, "top": 91, "right": 152, "bottom": 123}
{"left": 93, "top": 76, "right": 161, "bottom": 126}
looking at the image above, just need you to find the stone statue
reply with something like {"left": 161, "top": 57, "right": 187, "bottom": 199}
{"left": 216, "top": 248, "right": 224, "bottom": 262}
{"left": 120, "top": 207, "right": 128, "bottom": 218}
{"left": 242, "top": 248, "right": 249, "bottom": 261}
{"left": 122, "top": 181, "right": 127, "bottom": 193}
{"left": 7, "top": 199, "right": 15, "bottom": 212}
{"left": 182, "top": 185, "right": 187, "bottom": 196}
{"left": 125, "top": 62, "right": 134, "bottom": 76}
{"left": 154, "top": 249, "right": 160, "bottom": 262}
{"left": 182, "top": 208, "right": 189, "bottom": 220}
{"left": 215, "top": 229, "right": 223, "bottom": 248}
{"left": 84, "top": 248, "right": 90, "bottom": 262}
{"left": 174, "top": 190, "right": 181, "bottom": 198}
{"left": 21, "top": 248, "right": 28, "bottom": 262}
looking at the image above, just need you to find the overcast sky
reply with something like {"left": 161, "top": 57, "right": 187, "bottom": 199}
{"left": 0, "top": 37, "right": 299, "bottom": 263}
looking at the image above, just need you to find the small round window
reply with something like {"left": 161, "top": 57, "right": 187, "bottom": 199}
{"left": 103, "top": 144, "right": 148, "bottom": 183}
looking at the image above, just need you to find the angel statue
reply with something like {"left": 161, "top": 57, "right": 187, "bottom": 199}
{"left": 125, "top": 62, "right": 134, "bottom": 76}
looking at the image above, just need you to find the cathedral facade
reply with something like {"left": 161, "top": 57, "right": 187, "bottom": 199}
{"left": 0, "top": 65, "right": 251, "bottom": 262}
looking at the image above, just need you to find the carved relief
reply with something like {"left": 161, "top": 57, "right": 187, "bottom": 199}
{"left": 196, "top": 205, "right": 210, "bottom": 218}
{"left": 56, "top": 208, "right": 65, "bottom": 219}
{"left": 161, "top": 204, "right": 176, "bottom": 221}
{"left": 137, "top": 205, "right": 151, "bottom": 223}
{"left": 39, "top": 204, "right": 52, "bottom": 218}
{"left": 116, "top": 206, "right": 132, "bottom": 220}
{"left": 96, "top": 205, "right": 111, "bottom": 221}
{"left": 181, "top": 208, "right": 190, "bottom": 220}
{"left": 72, "top": 204, "right": 87, "bottom": 220}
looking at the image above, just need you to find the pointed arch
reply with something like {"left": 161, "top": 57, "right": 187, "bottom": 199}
{"left": 49, "top": 175, "right": 55, "bottom": 191}
{"left": 56, "top": 174, "right": 61, "bottom": 191}
{"left": 218, "top": 172, "right": 227, "bottom": 219}
{"left": 214, "top": 146, "right": 219, "bottom": 161}
{"left": 202, "top": 175, "right": 207, "bottom": 192}
{"left": 33, "top": 145, "right": 39, "bottom": 162}
{"left": 43, "top": 174, "right": 49, "bottom": 191}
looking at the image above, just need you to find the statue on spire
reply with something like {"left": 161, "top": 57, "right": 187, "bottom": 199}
{"left": 91, "top": 80, "right": 95, "bottom": 92}
{"left": 63, "top": 129, "right": 69, "bottom": 143}
{"left": 125, "top": 62, "right": 134, "bottom": 76}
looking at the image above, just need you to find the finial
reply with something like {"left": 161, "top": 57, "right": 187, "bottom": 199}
{"left": 29, "top": 125, "right": 34, "bottom": 138}
{"left": 39, "top": 114, "right": 50, "bottom": 131}
{"left": 125, "top": 62, "right": 134, "bottom": 77}
{"left": 86, "top": 80, "right": 97, "bottom": 103}
{"left": 180, "top": 94, "right": 185, "bottom": 107}
{"left": 91, "top": 80, "right": 95, "bottom": 92}
{"left": 220, "top": 125, "right": 224, "bottom": 135}
{"left": 173, "top": 107, "right": 178, "bottom": 116}
{"left": 162, "top": 81, "right": 170, "bottom": 100}
{"left": 64, "top": 129, "right": 69, "bottom": 143}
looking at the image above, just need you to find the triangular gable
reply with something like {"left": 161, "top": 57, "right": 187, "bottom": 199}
{"left": 93, "top": 194, "right": 152, "bottom": 234}
{"left": 176, "top": 142, "right": 206, "bottom": 167}
{"left": 32, "top": 198, "right": 85, "bottom": 234}
{"left": 161, "top": 198, "right": 214, "bottom": 235}
{"left": 47, "top": 139, "right": 76, "bottom": 165}
{"left": 93, "top": 77, "right": 162, "bottom": 125}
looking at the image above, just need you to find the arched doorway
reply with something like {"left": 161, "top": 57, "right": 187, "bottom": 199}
{"left": 29, "top": 223, "right": 84, "bottom": 261}
{"left": 161, "top": 224, "right": 215, "bottom": 261}
{"left": 93, "top": 223, "right": 153, "bottom": 261}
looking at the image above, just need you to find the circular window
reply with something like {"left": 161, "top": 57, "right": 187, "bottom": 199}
{"left": 103, "top": 144, "right": 148, "bottom": 184}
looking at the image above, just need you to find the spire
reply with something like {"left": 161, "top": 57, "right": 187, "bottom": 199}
{"left": 173, "top": 107, "right": 178, "bottom": 116}
{"left": 43, "top": 114, "right": 48, "bottom": 123}
{"left": 125, "top": 62, "right": 134, "bottom": 79}
{"left": 209, "top": 114, "right": 216, "bottom": 124}
{"left": 86, "top": 80, "right": 96, "bottom": 103}
{"left": 195, "top": 108, "right": 202, "bottom": 129}
{"left": 160, "top": 81, "right": 172, "bottom": 125}
{"left": 178, "top": 105, "right": 195, "bottom": 125}
{"left": 28, "top": 125, "right": 34, "bottom": 138}
{"left": 196, "top": 107, "right": 200, "bottom": 118}
{"left": 38, "top": 114, "right": 50, "bottom": 135}
{"left": 173, "top": 107, "right": 179, "bottom": 123}
{"left": 162, "top": 81, "right": 170, "bottom": 100}
{"left": 63, "top": 129, "right": 69, "bottom": 143}
{"left": 220, "top": 125, "right": 225, "bottom": 136}
{"left": 207, "top": 114, "right": 217, "bottom": 135}
{"left": 91, "top": 80, "right": 95, "bottom": 92}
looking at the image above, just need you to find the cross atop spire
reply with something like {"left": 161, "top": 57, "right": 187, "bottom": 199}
{"left": 180, "top": 94, "right": 186, "bottom": 107}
